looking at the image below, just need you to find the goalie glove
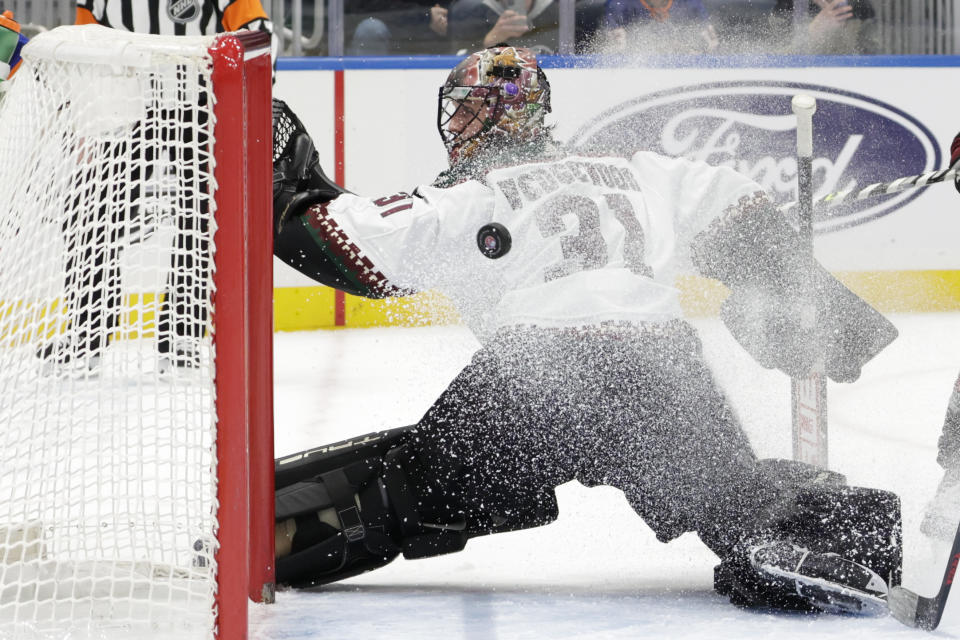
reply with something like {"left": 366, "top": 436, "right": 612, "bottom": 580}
{"left": 273, "top": 98, "right": 349, "bottom": 234}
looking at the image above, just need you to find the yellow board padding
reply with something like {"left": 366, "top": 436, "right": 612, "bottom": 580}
{"left": 115, "top": 292, "right": 162, "bottom": 339}
{"left": 0, "top": 298, "right": 65, "bottom": 347}
{"left": 272, "top": 287, "right": 459, "bottom": 331}
{"left": 833, "top": 271, "right": 960, "bottom": 313}
{"left": 273, "top": 270, "right": 960, "bottom": 331}
{"left": 0, "top": 292, "right": 164, "bottom": 346}
{"left": 676, "top": 271, "right": 960, "bottom": 316}
{"left": 342, "top": 289, "right": 460, "bottom": 328}
{"left": 3, "top": 271, "right": 956, "bottom": 342}
{"left": 273, "top": 286, "right": 337, "bottom": 329}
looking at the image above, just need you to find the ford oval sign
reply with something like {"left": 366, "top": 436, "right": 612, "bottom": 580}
{"left": 568, "top": 81, "right": 940, "bottom": 233}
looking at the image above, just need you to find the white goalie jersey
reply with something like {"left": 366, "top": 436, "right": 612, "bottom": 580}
{"left": 309, "top": 151, "right": 763, "bottom": 338}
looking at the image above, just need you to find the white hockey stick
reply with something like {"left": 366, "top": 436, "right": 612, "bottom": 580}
{"left": 778, "top": 167, "right": 959, "bottom": 215}
{"left": 790, "top": 95, "right": 828, "bottom": 470}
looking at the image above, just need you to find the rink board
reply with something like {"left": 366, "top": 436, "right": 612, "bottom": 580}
{"left": 271, "top": 56, "right": 960, "bottom": 329}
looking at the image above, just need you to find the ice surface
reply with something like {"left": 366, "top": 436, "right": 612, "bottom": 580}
{"left": 254, "top": 313, "right": 960, "bottom": 639}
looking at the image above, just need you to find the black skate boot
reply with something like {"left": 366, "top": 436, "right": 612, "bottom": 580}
{"left": 716, "top": 539, "right": 888, "bottom": 616}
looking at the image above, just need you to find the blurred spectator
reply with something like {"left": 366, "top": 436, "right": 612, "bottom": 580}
{"left": 769, "top": 0, "right": 877, "bottom": 54}
{"left": 448, "top": 0, "right": 605, "bottom": 54}
{"left": 346, "top": 1, "right": 452, "bottom": 55}
{"left": 449, "top": 0, "right": 559, "bottom": 54}
{"left": 600, "top": 0, "right": 719, "bottom": 54}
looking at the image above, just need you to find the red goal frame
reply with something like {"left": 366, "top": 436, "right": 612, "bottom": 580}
{"left": 209, "top": 30, "right": 275, "bottom": 640}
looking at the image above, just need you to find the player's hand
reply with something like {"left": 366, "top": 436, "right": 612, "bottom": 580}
{"left": 483, "top": 10, "right": 530, "bottom": 47}
{"left": 429, "top": 5, "right": 447, "bottom": 36}
{"left": 810, "top": 0, "right": 854, "bottom": 35}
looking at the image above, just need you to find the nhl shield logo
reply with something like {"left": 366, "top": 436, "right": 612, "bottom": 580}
{"left": 168, "top": 0, "right": 200, "bottom": 23}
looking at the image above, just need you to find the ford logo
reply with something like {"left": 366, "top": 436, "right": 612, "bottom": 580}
{"left": 568, "top": 81, "right": 940, "bottom": 233}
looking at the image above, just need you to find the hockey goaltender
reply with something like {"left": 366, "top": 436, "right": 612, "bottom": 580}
{"left": 269, "top": 45, "right": 901, "bottom": 615}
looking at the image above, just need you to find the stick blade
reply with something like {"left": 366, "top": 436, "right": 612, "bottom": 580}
{"left": 888, "top": 586, "right": 921, "bottom": 628}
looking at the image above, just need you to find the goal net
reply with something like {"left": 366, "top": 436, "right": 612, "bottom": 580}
{"left": 0, "top": 25, "right": 274, "bottom": 640}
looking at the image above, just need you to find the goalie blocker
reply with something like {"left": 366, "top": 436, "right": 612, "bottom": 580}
{"left": 692, "top": 194, "right": 898, "bottom": 383}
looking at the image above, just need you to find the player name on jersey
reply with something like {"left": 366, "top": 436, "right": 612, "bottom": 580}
{"left": 496, "top": 158, "right": 643, "bottom": 210}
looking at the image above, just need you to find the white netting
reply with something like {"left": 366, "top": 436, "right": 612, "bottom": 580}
{"left": 0, "top": 26, "right": 222, "bottom": 639}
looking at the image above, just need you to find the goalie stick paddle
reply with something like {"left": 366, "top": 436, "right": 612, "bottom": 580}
{"left": 888, "top": 519, "right": 960, "bottom": 630}
{"left": 789, "top": 94, "right": 828, "bottom": 470}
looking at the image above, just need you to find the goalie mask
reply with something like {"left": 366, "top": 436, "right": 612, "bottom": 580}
{"left": 438, "top": 46, "right": 552, "bottom": 165}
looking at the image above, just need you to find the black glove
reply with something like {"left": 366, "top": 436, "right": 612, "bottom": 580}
{"left": 273, "top": 99, "right": 349, "bottom": 234}
{"left": 950, "top": 131, "right": 960, "bottom": 194}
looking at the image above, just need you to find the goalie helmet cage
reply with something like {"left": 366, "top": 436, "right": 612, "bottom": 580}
{"left": 0, "top": 25, "right": 274, "bottom": 640}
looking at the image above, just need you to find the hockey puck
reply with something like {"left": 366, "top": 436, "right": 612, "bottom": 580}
{"left": 477, "top": 223, "right": 511, "bottom": 259}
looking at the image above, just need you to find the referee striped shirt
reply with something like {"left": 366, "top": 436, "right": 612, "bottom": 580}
{"left": 76, "top": 0, "right": 271, "bottom": 38}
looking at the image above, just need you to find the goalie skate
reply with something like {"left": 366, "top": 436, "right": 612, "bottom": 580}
{"left": 750, "top": 540, "right": 888, "bottom": 616}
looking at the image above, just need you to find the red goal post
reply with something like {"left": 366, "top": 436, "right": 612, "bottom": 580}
{"left": 211, "top": 29, "right": 276, "bottom": 637}
{"left": 0, "top": 25, "right": 274, "bottom": 640}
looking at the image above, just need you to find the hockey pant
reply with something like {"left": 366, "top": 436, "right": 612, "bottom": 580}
{"left": 275, "top": 321, "right": 901, "bottom": 602}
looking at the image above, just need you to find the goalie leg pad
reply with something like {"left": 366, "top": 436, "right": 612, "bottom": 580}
{"left": 275, "top": 428, "right": 470, "bottom": 588}
{"left": 275, "top": 425, "right": 563, "bottom": 587}
{"left": 717, "top": 540, "right": 889, "bottom": 616}
{"left": 275, "top": 426, "right": 413, "bottom": 490}
{"left": 275, "top": 455, "right": 434, "bottom": 588}
{"left": 275, "top": 452, "right": 470, "bottom": 587}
